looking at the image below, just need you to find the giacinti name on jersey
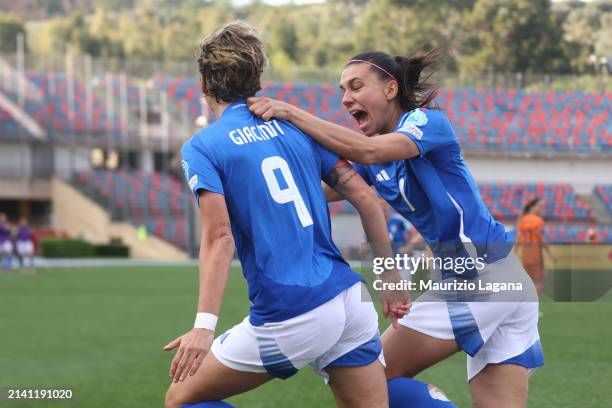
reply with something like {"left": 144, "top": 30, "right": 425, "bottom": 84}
{"left": 229, "top": 120, "right": 285, "bottom": 146}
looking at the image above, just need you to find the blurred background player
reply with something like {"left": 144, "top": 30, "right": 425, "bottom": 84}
{"left": 380, "top": 198, "right": 426, "bottom": 277}
{"left": 0, "top": 213, "right": 13, "bottom": 271}
{"left": 516, "top": 198, "right": 556, "bottom": 295}
{"left": 163, "top": 21, "right": 408, "bottom": 408}
{"left": 15, "top": 217, "right": 36, "bottom": 273}
{"left": 384, "top": 199, "right": 410, "bottom": 248}
{"left": 248, "top": 48, "right": 543, "bottom": 408}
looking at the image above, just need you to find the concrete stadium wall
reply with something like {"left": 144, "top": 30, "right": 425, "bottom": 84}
{"left": 331, "top": 215, "right": 367, "bottom": 249}
{"left": 51, "top": 177, "right": 188, "bottom": 260}
{"left": 0, "top": 178, "right": 50, "bottom": 200}
{"left": 464, "top": 155, "right": 612, "bottom": 194}
{"left": 53, "top": 146, "right": 90, "bottom": 180}
{"left": 0, "top": 142, "right": 32, "bottom": 179}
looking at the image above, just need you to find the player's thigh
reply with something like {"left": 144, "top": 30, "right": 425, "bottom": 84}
{"left": 164, "top": 351, "right": 272, "bottom": 408}
{"left": 327, "top": 360, "right": 388, "bottom": 408}
{"left": 382, "top": 325, "right": 459, "bottom": 379}
{"left": 469, "top": 363, "right": 528, "bottom": 408}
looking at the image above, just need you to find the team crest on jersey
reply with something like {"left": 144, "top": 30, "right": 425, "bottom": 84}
{"left": 398, "top": 123, "right": 423, "bottom": 140}
{"left": 181, "top": 160, "right": 190, "bottom": 180}
{"left": 189, "top": 175, "right": 198, "bottom": 190}
{"left": 405, "top": 108, "right": 428, "bottom": 126}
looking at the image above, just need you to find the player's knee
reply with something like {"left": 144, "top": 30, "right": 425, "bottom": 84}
{"left": 385, "top": 361, "right": 421, "bottom": 379}
{"left": 164, "top": 386, "right": 185, "bottom": 408}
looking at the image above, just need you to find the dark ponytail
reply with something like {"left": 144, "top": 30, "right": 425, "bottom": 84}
{"left": 347, "top": 47, "right": 444, "bottom": 112}
{"left": 522, "top": 198, "right": 541, "bottom": 216}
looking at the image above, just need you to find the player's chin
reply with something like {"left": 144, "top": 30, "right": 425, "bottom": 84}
{"left": 360, "top": 122, "right": 377, "bottom": 137}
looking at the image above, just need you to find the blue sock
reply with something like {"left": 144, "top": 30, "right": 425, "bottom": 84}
{"left": 182, "top": 402, "right": 236, "bottom": 408}
{"left": 388, "top": 377, "right": 457, "bottom": 408}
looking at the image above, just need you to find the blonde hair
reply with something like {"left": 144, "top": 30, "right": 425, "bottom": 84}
{"left": 196, "top": 21, "right": 267, "bottom": 103}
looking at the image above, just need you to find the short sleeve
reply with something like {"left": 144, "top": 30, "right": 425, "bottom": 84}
{"left": 351, "top": 162, "right": 372, "bottom": 185}
{"left": 312, "top": 141, "right": 341, "bottom": 178}
{"left": 181, "top": 140, "right": 224, "bottom": 203}
{"left": 395, "top": 109, "right": 455, "bottom": 157}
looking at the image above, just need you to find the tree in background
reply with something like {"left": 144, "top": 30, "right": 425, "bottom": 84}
{"left": 0, "top": 13, "right": 26, "bottom": 54}
{"left": 461, "top": 0, "right": 569, "bottom": 75}
{"left": 120, "top": 7, "right": 164, "bottom": 60}
{"left": 4, "top": 0, "right": 610, "bottom": 78}
{"left": 88, "top": 7, "right": 125, "bottom": 58}
{"left": 560, "top": 0, "right": 612, "bottom": 73}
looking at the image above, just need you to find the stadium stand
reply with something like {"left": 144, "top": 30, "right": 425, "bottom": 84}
{"left": 96, "top": 74, "right": 141, "bottom": 106}
{"left": 544, "top": 224, "right": 612, "bottom": 243}
{"left": 0, "top": 105, "right": 31, "bottom": 136}
{"left": 152, "top": 76, "right": 611, "bottom": 154}
{"left": 4, "top": 72, "right": 609, "bottom": 153}
{"left": 439, "top": 88, "right": 611, "bottom": 153}
{"left": 25, "top": 71, "right": 121, "bottom": 137}
{"left": 328, "top": 182, "right": 596, "bottom": 222}
{"left": 2, "top": 70, "right": 609, "bottom": 251}
{"left": 478, "top": 182, "right": 595, "bottom": 222}
{"left": 594, "top": 185, "right": 612, "bottom": 216}
{"left": 150, "top": 74, "right": 205, "bottom": 119}
{"left": 73, "top": 170, "right": 189, "bottom": 248}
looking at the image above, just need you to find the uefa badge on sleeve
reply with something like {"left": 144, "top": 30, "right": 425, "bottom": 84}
{"left": 189, "top": 175, "right": 198, "bottom": 190}
{"left": 399, "top": 123, "right": 423, "bottom": 140}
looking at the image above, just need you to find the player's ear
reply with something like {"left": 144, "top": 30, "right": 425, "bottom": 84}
{"left": 385, "top": 80, "right": 398, "bottom": 101}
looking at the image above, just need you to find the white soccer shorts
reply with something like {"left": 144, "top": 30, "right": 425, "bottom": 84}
{"left": 398, "top": 251, "right": 544, "bottom": 380}
{"left": 16, "top": 240, "right": 34, "bottom": 256}
{"left": 1, "top": 240, "right": 13, "bottom": 254}
{"left": 211, "top": 282, "right": 384, "bottom": 381}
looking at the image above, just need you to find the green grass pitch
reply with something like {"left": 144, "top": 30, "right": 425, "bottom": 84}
{"left": 1, "top": 265, "right": 611, "bottom": 407}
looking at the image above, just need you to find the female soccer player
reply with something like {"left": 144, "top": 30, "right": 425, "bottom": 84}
{"left": 15, "top": 217, "right": 35, "bottom": 273}
{"left": 516, "top": 198, "right": 555, "bottom": 295}
{"left": 248, "top": 49, "right": 544, "bottom": 407}
{"left": 163, "top": 23, "right": 409, "bottom": 408}
{"left": 0, "top": 213, "right": 13, "bottom": 271}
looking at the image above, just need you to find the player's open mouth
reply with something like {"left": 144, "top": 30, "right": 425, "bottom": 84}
{"left": 350, "top": 109, "right": 370, "bottom": 129}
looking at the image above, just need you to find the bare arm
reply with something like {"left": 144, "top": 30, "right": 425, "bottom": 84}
{"left": 195, "top": 191, "right": 235, "bottom": 314}
{"left": 323, "top": 160, "right": 390, "bottom": 249}
{"left": 248, "top": 97, "right": 420, "bottom": 165}
{"left": 322, "top": 181, "right": 343, "bottom": 202}
{"left": 323, "top": 160, "right": 410, "bottom": 326}
{"left": 402, "top": 229, "right": 424, "bottom": 254}
{"left": 164, "top": 190, "right": 235, "bottom": 382}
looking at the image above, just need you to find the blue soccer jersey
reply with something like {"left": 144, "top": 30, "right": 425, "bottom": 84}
{"left": 353, "top": 108, "right": 512, "bottom": 272}
{"left": 181, "top": 100, "right": 362, "bottom": 326}
{"left": 387, "top": 214, "right": 410, "bottom": 245}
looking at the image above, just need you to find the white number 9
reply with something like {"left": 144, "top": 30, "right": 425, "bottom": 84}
{"left": 261, "top": 156, "right": 313, "bottom": 228}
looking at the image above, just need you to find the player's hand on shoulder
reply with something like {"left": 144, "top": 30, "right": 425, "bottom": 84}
{"left": 163, "top": 328, "right": 214, "bottom": 383}
{"left": 247, "top": 96, "right": 294, "bottom": 121}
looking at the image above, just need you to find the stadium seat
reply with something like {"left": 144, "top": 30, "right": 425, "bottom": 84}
{"left": 478, "top": 182, "right": 595, "bottom": 222}
{"left": 73, "top": 170, "right": 189, "bottom": 248}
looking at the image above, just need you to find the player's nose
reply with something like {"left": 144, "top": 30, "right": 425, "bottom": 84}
{"left": 341, "top": 90, "right": 355, "bottom": 108}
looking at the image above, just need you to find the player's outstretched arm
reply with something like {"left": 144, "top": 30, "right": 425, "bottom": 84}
{"left": 321, "top": 181, "right": 343, "bottom": 202}
{"left": 247, "top": 97, "right": 420, "bottom": 165}
{"left": 323, "top": 160, "right": 387, "bottom": 245}
{"left": 324, "top": 160, "right": 411, "bottom": 326}
{"left": 164, "top": 190, "right": 235, "bottom": 383}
